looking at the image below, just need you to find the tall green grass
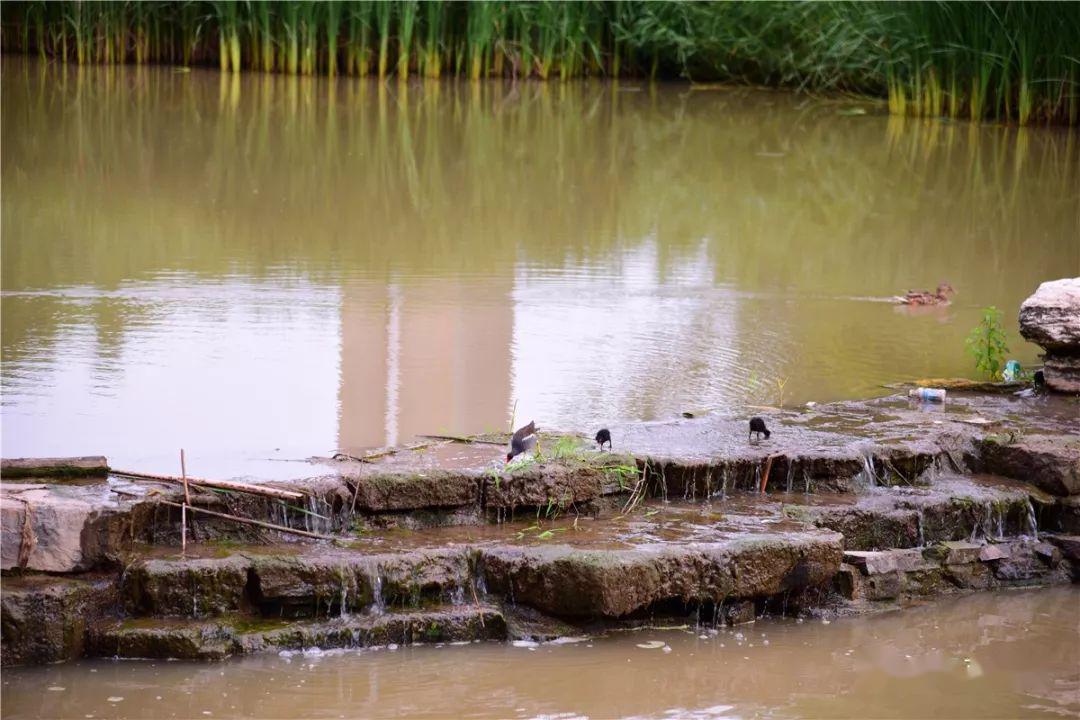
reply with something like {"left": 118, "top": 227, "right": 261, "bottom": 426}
{"left": 1, "top": 1, "right": 1076, "bottom": 124}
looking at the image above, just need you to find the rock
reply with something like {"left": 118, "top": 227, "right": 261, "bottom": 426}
{"left": 990, "top": 540, "right": 1071, "bottom": 585}
{"left": 1034, "top": 543, "right": 1061, "bottom": 565}
{"left": 124, "top": 555, "right": 252, "bottom": 617}
{"left": 481, "top": 532, "right": 843, "bottom": 619}
{"left": 1019, "top": 278, "right": 1080, "bottom": 393}
{"left": 0, "top": 486, "right": 129, "bottom": 572}
{"left": 979, "top": 544, "right": 1010, "bottom": 562}
{"left": 93, "top": 605, "right": 506, "bottom": 660}
{"left": 1046, "top": 534, "right": 1080, "bottom": 561}
{"left": 844, "top": 549, "right": 926, "bottom": 575}
{"left": 1, "top": 573, "right": 116, "bottom": 666}
{"left": 1042, "top": 355, "right": 1080, "bottom": 393}
{"left": 943, "top": 562, "right": 994, "bottom": 590}
{"left": 976, "top": 437, "right": 1080, "bottom": 497}
{"left": 1019, "top": 278, "right": 1080, "bottom": 351}
{"left": 925, "top": 541, "right": 982, "bottom": 565}
{"left": 349, "top": 471, "right": 480, "bottom": 512}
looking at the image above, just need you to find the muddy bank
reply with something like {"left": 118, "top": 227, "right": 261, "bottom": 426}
{"left": 2, "top": 391, "right": 1078, "bottom": 666}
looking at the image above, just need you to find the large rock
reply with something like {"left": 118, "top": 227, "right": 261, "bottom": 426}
{"left": 977, "top": 436, "right": 1080, "bottom": 497}
{"left": 1019, "top": 278, "right": 1080, "bottom": 392}
{"left": 1020, "top": 278, "right": 1080, "bottom": 351}
{"left": 0, "top": 485, "right": 130, "bottom": 572}
{"left": 1, "top": 573, "right": 116, "bottom": 666}
{"left": 481, "top": 531, "right": 843, "bottom": 619}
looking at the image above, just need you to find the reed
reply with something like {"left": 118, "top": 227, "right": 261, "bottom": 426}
{"left": 1, "top": 1, "right": 1075, "bottom": 124}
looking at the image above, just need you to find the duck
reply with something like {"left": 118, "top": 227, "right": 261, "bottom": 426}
{"left": 749, "top": 417, "right": 770, "bottom": 442}
{"left": 894, "top": 282, "right": 955, "bottom": 306}
{"left": 506, "top": 421, "right": 537, "bottom": 462}
{"left": 595, "top": 428, "right": 612, "bottom": 451}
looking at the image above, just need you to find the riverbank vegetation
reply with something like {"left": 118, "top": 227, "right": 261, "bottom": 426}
{"left": 1, "top": 1, "right": 1077, "bottom": 125}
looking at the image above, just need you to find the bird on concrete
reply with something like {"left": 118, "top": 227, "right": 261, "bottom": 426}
{"left": 595, "top": 428, "right": 612, "bottom": 451}
{"left": 506, "top": 421, "right": 537, "bottom": 463}
{"left": 749, "top": 417, "right": 771, "bottom": 442}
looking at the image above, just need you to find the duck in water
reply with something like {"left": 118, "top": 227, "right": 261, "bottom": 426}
{"left": 595, "top": 428, "right": 612, "bottom": 451}
{"left": 894, "top": 282, "right": 955, "bottom": 306}
{"left": 506, "top": 421, "right": 537, "bottom": 462}
{"left": 749, "top": 417, "right": 771, "bottom": 442}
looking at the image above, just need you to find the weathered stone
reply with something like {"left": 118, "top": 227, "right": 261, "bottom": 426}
{"left": 901, "top": 567, "right": 953, "bottom": 597}
{"left": 0, "top": 487, "right": 129, "bottom": 572}
{"left": 1, "top": 573, "right": 116, "bottom": 666}
{"left": 349, "top": 471, "right": 480, "bottom": 512}
{"left": 1019, "top": 278, "right": 1080, "bottom": 351}
{"left": 481, "top": 532, "right": 843, "bottom": 619}
{"left": 484, "top": 463, "right": 609, "bottom": 510}
{"left": 977, "top": 437, "right": 1080, "bottom": 497}
{"left": 990, "top": 540, "right": 1070, "bottom": 585}
{"left": 124, "top": 555, "right": 252, "bottom": 617}
{"left": 1041, "top": 354, "right": 1080, "bottom": 394}
{"left": 925, "top": 541, "right": 982, "bottom": 565}
{"left": 844, "top": 549, "right": 925, "bottom": 575}
{"left": 0, "top": 456, "right": 110, "bottom": 479}
{"left": 93, "top": 606, "right": 507, "bottom": 660}
{"left": 943, "top": 562, "right": 994, "bottom": 590}
{"left": 979, "top": 544, "right": 1010, "bottom": 562}
{"left": 1046, "top": 534, "right": 1080, "bottom": 561}
{"left": 1020, "top": 278, "right": 1080, "bottom": 393}
{"left": 1034, "top": 543, "right": 1061, "bottom": 564}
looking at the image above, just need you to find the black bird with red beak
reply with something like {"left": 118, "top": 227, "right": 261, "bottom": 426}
{"left": 507, "top": 421, "right": 537, "bottom": 463}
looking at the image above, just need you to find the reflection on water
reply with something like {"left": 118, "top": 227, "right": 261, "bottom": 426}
{"left": 2, "top": 59, "right": 1078, "bottom": 477}
{"left": 3, "top": 587, "right": 1078, "bottom": 719}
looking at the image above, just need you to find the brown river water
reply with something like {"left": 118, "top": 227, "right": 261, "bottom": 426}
{"left": 2, "top": 58, "right": 1078, "bottom": 480}
{"left": 3, "top": 587, "right": 1078, "bottom": 719}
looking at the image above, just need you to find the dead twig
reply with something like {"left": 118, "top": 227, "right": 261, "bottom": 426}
{"left": 415, "top": 434, "right": 505, "bottom": 446}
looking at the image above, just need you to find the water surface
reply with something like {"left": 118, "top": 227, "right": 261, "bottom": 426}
{"left": 3, "top": 59, "right": 1078, "bottom": 478}
{"left": 4, "top": 587, "right": 1078, "bottom": 719}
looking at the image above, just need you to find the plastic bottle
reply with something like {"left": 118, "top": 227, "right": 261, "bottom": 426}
{"left": 1002, "top": 360, "right": 1022, "bottom": 382}
{"left": 909, "top": 388, "right": 946, "bottom": 402}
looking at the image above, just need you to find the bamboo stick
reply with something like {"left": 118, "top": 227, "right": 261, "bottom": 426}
{"left": 180, "top": 449, "right": 189, "bottom": 554}
{"left": 415, "top": 434, "right": 505, "bottom": 446}
{"left": 759, "top": 455, "right": 776, "bottom": 494}
{"left": 155, "top": 499, "right": 340, "bottom": 542}
{"left": 111, "top": 469, "right": 303, "bottom": 501}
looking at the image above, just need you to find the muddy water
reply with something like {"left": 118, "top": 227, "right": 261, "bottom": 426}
{"left": 3, "top": 58, "right": 1078, "bottom": 478}
{"left": 4, "top": 588, "right": 1078, "bottom": 719}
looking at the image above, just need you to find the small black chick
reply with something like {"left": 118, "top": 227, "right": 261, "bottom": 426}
{"left": 595, "top": 428, "right": 612, "bottom": 451}
{"left": 749, "top": 417, "right": 770, "bottom": 441}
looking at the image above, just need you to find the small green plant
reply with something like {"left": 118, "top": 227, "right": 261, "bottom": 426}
{"left": 965, "top": 306, "right": 1010, "bottom": 380}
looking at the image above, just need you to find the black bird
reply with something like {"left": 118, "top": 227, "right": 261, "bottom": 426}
{"left": 749, "top": 417, "right": 771, "bottom": 442}
{"left": 595, "top": 428, "right": 612, "bottom": 451}
{"left": 506, "top": 421, "right": 537, "bottom": 462}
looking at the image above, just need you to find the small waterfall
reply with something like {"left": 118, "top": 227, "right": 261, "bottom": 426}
{"left": 720, "top": 468, "right": 729, "bottom": 500}
{"left": 1024, "top": 498, "right": 1039, "bottom": 540}
{"left": 363, "top": 563, "right": 385, "bottom": 616}
{"left": 803, "top": 469, "right": 812, "bottom": 495}
{"left": 785, "top": 461, "right": 795, "bottom": 494}
{"left": 916, "top": 508, "right": 926, "bottom": 546}
{"left": 855, "top": 447, "right": 878, "bottom": 488}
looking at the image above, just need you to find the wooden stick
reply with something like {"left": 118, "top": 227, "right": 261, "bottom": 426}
{"left": 415, "top": 434, "right": 505, "bottom": 446}
{"left": 759, "top": 455, "right": 776, "bottom": 494}
{"left": 180, "top": 449, "right": 188, "bottom": 555}
{"left": 156, "top": 499, "right": 340, "bottom": 542}
{"left": 111, "top": 469, "right": 303, "bottom": 501}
